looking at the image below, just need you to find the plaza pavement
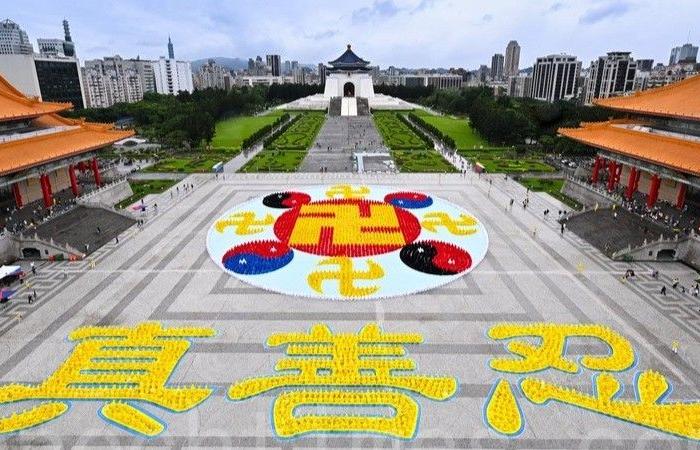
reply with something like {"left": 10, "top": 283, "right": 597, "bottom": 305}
{"left": 0, "top": 172, "right": 698, "bottom": 449}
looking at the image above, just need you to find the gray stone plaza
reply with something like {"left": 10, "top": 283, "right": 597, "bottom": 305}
{"left": 0, "top": 172, "right": 698, "bottom": 449}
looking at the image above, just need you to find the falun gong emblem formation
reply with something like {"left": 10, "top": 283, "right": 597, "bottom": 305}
{"left": 206, "top": 184, "right": 488, "bottom": 299}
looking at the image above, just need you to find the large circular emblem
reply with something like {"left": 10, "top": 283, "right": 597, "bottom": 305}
{"left": 206, "top": 185, "right": 488, "bottom": 299}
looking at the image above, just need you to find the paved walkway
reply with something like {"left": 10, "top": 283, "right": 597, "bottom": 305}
{"left": 299, "top": 116, "right": 390, "bottom": 172}
{"left": 0, "top": 173, "right": 697, "bottom": 448}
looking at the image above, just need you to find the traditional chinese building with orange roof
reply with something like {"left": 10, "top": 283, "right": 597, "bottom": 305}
{"left": 559, "top": 74, "right": 700, "bottom": 209}
{"left": 0, "top": 73, "right": 133, "bottom": 209}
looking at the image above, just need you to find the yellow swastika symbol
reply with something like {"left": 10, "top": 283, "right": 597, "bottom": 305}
{"left": 325, "top": 184, "right": 370, "bottom": 199}
{"left": 308, "top": 257, "right": 384, "bottom": 297}
{"left": 214, "top": 211, "right": 274, "bottom": 235}
{"left": 289, "top": 203, "right": 405, "bottom": 247}
{"left": 421, "top": 212, "right": 478, "bottom": 235}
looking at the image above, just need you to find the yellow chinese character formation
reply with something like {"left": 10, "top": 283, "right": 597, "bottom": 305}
{"left": 488, "top": 323, "right": 635, "bottom": 373}
{"left": 484, "top": 322, "right": 700, "bottom": 441}
{"left": 228, "top": 323, "right": 457, "bottom": 439}
{"left": 214, "top": 211, "right": 274, "bottom": 235}
{"left": 325, "top": 184, "right": 370, "bottom": 199}
{"left": 421, "top": 212, "right": 478, "bottom": 235}
{"left": 0, "top": 322, "right": 214, "bottom": 437}
{"left": 484, "top": 379, "right": 523, "bottom": 436}
{"left": 307, "top": 257, "right": 384, "bottom": 297}
{"left": 521, "top": 370, "right": 700, "bottom": 440}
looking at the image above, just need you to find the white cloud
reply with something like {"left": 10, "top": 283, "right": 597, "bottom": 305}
{"left": 4, "top": 0, "right": 698, "bottom": 69}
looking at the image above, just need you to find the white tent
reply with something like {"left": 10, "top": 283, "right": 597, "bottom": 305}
{"left": 0, "top": 265, "right": 22, "bottom": 279}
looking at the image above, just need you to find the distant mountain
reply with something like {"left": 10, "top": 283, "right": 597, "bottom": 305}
{"left": 191, "top": 57, "right": 248, "bottom": 72}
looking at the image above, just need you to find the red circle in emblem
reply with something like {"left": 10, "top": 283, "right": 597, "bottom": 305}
{"left": 273, "top": 199, "right": 421, "bottom": 257}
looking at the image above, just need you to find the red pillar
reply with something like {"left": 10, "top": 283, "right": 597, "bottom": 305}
{"left": 11, "top": 183, "right": 23, "bottom": 208}
{"left": 615, "top": 164, "right": 623, "bottom": 185}
{"left": 40, "top": 174, "right": 52, "bottom": 208}
{"left": 91, "top": 158, "right": 101, "bottom": 187}
{"left": 633, "top": 169, "right": 641, "bottom": 193}
{"left": 68, "top": 165, "right": 79, "bottom": 196}
{"left": 647, "top": 174, "right": 661, "bottom": 208}
{"left": 591, "top": 156, "right": 601, "bottom": 183}
{"left": 676, "top": 183, "right": 688, "bottom": 209}
{"left": 607, "top": 161, "right": 617, "bottom": 192}
{"left": 625, "top": 167, "right": 637, "bottom": 200}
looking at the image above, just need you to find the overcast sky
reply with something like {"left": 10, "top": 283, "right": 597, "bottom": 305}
{"left": 5, "top": 0, "right": 698, "bottom": 68}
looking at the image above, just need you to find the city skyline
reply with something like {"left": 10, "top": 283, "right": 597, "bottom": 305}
{"left": 4, "top": 0, "right": 699, "bottom": 69}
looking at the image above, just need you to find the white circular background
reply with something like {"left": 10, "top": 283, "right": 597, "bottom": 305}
{"left": 206, "top": 185, "right": 488, "bottom": 300}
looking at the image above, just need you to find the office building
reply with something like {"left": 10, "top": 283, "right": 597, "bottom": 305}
{"left": 283, "top": 60, "right": 291, "bottom": 75}
{"left": 168, "top": 36, "right": 175, "bottom": 59}
{"left": 491, "top": 53, "right": 504, "bottom": 80}
{"left": 318, "top": 63, "right": 326, "bottom": 86}
{"left": 636, "top": 59, "right": 654, "bottom": 72}
{"left": 504, "top": 40, "right": 520, "bottom": 77}
{"left": 669, "top": 43, "right": 698, "bottom": 65}
{"left": 507, "top": 75, "right": 532, "bottom": 98}
{"left": 530, "top": 54, "right": 581, "bottom": 102}
{"left": 584, "top": 52, "right": 637, "bottom": 105}
{"left": 402, "top": 74, "right": 462, "bottom": 89}
{"left": 266, "top": 54, "right": 281, "bottom": 76}
{"left": 0, "top": 19, "right": 33, "bottom": 54}
{"left": 0, "top": 20, "right": 85, "bottom": 107}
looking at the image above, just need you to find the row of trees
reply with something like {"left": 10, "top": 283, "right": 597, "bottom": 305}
{"left": 400, "top": 86, "right": 617, "bottom": 154}
{"left": 63, "top": 84, "right": 318, "bottom": 150}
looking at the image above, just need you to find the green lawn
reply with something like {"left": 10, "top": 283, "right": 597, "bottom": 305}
{"left": 239, "top": 150, "right": 306, "bottom": 173}
{"left": 147, "top": 154, "right": 227, "bottom": 173}
{"left": 211, "top": 110, "right": 285, "bottom": 152}
{"left": 411, "top": 111, "right": 487, "bottom": 150}
{"left": 116, "top": 179, "right": 177, "bottom": 209}
{"left": 374, "top": 111, "right": 430, "bottom": 150}
{"left": 518, "top": 178, "right": 582, "bottom": 210}
{"left": 267, "top": 112, "right": 325, "bottom": 150}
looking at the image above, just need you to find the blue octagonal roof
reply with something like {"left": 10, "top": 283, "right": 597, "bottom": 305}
{"left": 328, "top": 45, "right": 370, "bottom": 69}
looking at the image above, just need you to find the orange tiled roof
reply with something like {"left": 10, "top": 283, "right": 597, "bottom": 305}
{"left": 559, "top": 122, "right": 700, "bottom": 176}
{"left": 0, "top": 74, "right": 72, "bottom": 121}
{"left": 0, "top": 120, "right": 134, "bottom": 176}
{"left": 593, "top": 75, "right": 700, "bottom": 121}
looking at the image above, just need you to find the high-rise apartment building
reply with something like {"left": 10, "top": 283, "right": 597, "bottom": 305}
{"left": 193, "top": 59, "right": 229, "bottom": 90}
{"left": 82, "top": 55, "right": 148, "bottom": 108}
{"left": 266, "top": 54, "right": 281, "bottom": 76}
{"left": 669, "top": 43, "right": 698, "bottom": 65}
{"left": 584, "top": 52, "right": 637, "bottom": 105}
{"left": 0, "top": 19, "right": 33, "bottom": 54}
{"left": 491, "top": 53, "right": 504, "bottom": 80}
{"left": 504, "top": 40, "right": 520, "bottom": 78}
{"left": 152, "top": 38, "right": 193, "bottom": 95}
{"left": 530, "top": 54, "right": 581, "bottom": 102}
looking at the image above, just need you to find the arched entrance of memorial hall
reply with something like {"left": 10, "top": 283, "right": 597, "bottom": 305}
{"left": 343, "top": 82, "right": 355, "bottom": 97}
